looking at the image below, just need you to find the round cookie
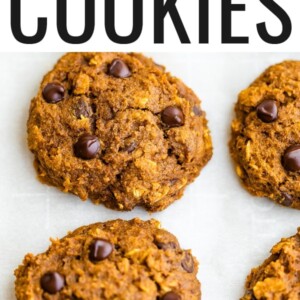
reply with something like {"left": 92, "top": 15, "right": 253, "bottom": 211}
{"left": 14, "top": 218, "right": 201, "bottom": 300}
{"left": 27, "top": 52, "right": 212, "bottom": 211}
{"left": 230, "top": 60, "right": 300, "bottom": 209}
{"left": 241, "top": 228, "right": 300, "bottom": 300}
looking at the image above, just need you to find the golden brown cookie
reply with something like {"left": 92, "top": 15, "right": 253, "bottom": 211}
{"left": 230, "top": 60, "right": 300, "bottom": 209}
{"left": 241, "top": 228, "right": 300, "bottom": 300}
{"left": 15, "top": 219, "right": 201, "bottom": 300}
{"left": 27, "top": 52, "right": 212, "bottom": 211}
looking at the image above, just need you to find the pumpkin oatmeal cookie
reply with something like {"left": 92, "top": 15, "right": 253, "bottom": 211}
{"left": 230, "top": 61, "right": 300, "bottom": 209}
{"left": 15, "top": 219, "right": 201, "bottom": 300}
{"left": 27, "top": 52, "right": 212, "bottom": 211}
{"left": 241, "top": 228, "right": 300, "bottom": 300}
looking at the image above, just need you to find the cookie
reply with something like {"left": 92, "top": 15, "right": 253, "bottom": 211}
{"left": 14, "top": 218, "right": 201, "bottom": 300}
{"left": 27, "top": 52, "right": 212, "bottom": 211}
{"left": 241, "top": 228, "right": 300, "bottom": 300}
{"left": 230, "top": 60, "right": 300, "bottom": 209}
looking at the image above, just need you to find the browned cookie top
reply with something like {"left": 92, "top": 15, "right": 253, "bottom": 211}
{"left": 230, "top": 60, "right": 300, "bottom": 209}
{"left": 241, "top": 228, "right": 300, "bottom": 300}
{"left": 27, "top": 52, "right": 212, "bottom": 211}
{"left": 14, "top": 219, "right": 201, "bottom": 300}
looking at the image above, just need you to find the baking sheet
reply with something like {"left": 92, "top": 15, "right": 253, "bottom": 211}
{"left": 1, "top": 53, "right": 299, "bottom": 300}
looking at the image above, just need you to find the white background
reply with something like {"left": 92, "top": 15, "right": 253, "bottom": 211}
{"left": 0, "top": 53, "right": 300, "bottom": 300}
{"left": 1, "top": 0, "right": 300, "bottom": 51}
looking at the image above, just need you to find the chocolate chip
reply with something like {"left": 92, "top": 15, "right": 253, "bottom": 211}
{"left": 42, "top": 83, "right": 65, "bottom": 104}
{"left": 108, "top": 59, "right": 131, "bottom": 78}
{"left": 256, "top": 100, "right": 278, "bottom": 123}
{"left": 123, "top": 142, "right": 137, "bottom": 153}
{"left": 156, "top": 241, "right": 177, "bottom": 250}
{"left": 282, "top": 145, "right": 300, "bottom": 172}
{"left": 89, "top": 239, "right": 113, "bottom": 262}
{"left": 193, "top": 106, "right": 202, "bottom": 116}
{"left": 40, "top": 272, "right": 65, "bottom": 294}
{"left": 74, "top": 99, "right": 91, "bottom": 119}
{"left": 161, "top": 106, "right": 184, "bottom": 127}
{"left": 181, "top": 252, "right": 194, "bottom": 273}
{"left": 161, "top": 292, "right": 181, "bottom": 300}
{"left": 281, "top": 192, "right": 294, "bottom": 207}
{"left": 74, "top": 134, "right": 100, "bottom": 160}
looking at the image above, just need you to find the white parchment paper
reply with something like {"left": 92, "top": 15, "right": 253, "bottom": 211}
{"left": 0, "top": 53, "right": 299, "bottom": 300}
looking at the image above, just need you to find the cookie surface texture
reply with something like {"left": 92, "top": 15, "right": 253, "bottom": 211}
{"left": 230, "top": 60, "right": 300, "bottom": 209}
{"left": 27, "top": 52, "right": 212, "bottom": 211}
{"left": 15, "top": 219, "right": 201, "bottom": 300}
{"left": 241, "top": 228, "right": 300, "bottom": 300}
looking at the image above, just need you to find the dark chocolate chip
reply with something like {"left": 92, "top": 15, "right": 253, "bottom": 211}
{"left": 256, "top": 100, "right": 278, "bottom": 123}
{"left": 281, "top": 192, "right": 294, "bottom": 207}
{"left": 109, "top": 59, "right": 131, "bottom": 78}
{"left": 156, "top": 241, "right": 177, "bottom": 250}
{"left": 161, "top": 106, "right": 184, "bottom": 127}
{"left": 42, "top": 83, "right": 65, "bottom": 104}
{"left": 123, "top": 142, "right": 137, "bottom": 153}
{"left": 74, "top": 99, "right": 91, "bottom": 119}
{"left": 89, "top": 239, "right": 113, "bottom": 262}
{"left": 181, "top": 252, "right": 194, "bottom": 273}
{"left": 40, "top": 272, "right": 65, "bottom": 294}
{"left": 193, "top": 106, "right": 202, "bottom": 116}
{"left": 282, "top": 145, "right": 300, "bottom": 172}
{"left": 74, "top": 134, "right": 100, "bottom": 160}
{"left": 161, "top": 292, "right": 181, "bottom": 300}
{"left": 168, "top": 148, "right": 173, "bottom": 156}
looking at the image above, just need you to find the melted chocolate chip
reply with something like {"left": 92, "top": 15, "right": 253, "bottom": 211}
{"left": 282, "top": 145, "right": 300, "bottom": 172}
{"left": 42, "top": 83, "right": 65, "bottom": 104}
{"left": 40, "top": 272, "right": 65, "bottom": 294}
{"left": 108, "top": 59, "right": 131, "bottom": 78}
{"left": 281, "top": 192, "right": 294, "bottom": 207}
{"left": 155, "top": 241, "right": 177, "bottom": 250}
{"left": 256, "top": 100, "right": 278, "bottom": 123}
{"left": 181, "top": 252, "right": 194, "bottom": 273}
{"left": 74, "top": 134, "right": 100, "bottom": 160}
{"left": 193, "top": 106, "right": 202, "bottom": 116}
{"left": 89, "top": 239, "right": 113, "bottom": 262}
{"left": 123, "top": 142, "right": 137, "bottom": 153}
{"left": 74, "top": 99, "right": 91, "bottom": 119}
{"left": 161, "top": 106, "right": 184, "bottom": 127}
{"left": 161, "top": 292, "right": 181, "bottom": 300}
